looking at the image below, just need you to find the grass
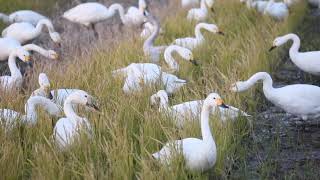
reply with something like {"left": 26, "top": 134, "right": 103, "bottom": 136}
{"left": 0, "top": 0, "right": 308, "bottom": 179}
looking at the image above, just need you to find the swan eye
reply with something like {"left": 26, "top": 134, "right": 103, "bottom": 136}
{"left": 213, "top": 97, "right": 216, "bottom": 100}
{"left": 84, "top": 95, "right": 88, "bottom": 98}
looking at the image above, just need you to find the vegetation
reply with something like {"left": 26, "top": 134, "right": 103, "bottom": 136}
{"left": 0, "top": 0, "right": 308, "bottom": 179}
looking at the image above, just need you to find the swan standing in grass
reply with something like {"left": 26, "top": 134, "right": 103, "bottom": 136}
{"left": 263, "top": 0, "right": 289, "bottom": 21}
{"left": 174, "top": 23, "right": 223, "bottom": 50}
{"left": 163, "top": 45, "right": 198, "bottom": 72}
{"left": 152, "top": 93, "right": 225, "bottom": 171}
{"left": 240, "top": 0, "right": 268, "bottom": 13}
{"left": 150, "top": 90, "right": 250, "bottom": 128}
{"left": 53, "top": 90, "right": 99, "bottom": 148}
{"left": 63, "top": 2, "right": 147, "bottom": 37}
{"left": 143, "top": 15, "right": 167, "bottom": 63}
{"left": 0, "top": 10, "right": 47, "bottom": 25}
{"left": 2, "top": 19, "right": 62, "bottom": 46}
{"left": 0, "top": 96, "right": 62, "bottom": 129}
{"left": 112, "top": 63, "right": 187, "bottom": 94}
{"left": 0, "top": 37, "right": 59, "bottom": 61}
{"left": 0, "top": 49, "right": 30, "bottom": 91}
{"left": 270, "top": 33, "right": 320, "bottom": 75}
{"left": 187, "top": 0, "right": 214, "bottom": 22}
{"left": 230, "top": 72, "right": 320, "bottom": 120}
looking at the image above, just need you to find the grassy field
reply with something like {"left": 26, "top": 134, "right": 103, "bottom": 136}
{"left": 0, "top": 0, "right": 308, "bottom": 179}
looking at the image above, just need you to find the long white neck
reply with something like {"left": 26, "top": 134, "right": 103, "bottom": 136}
{"left": 35, "top": 19, "right": 55, "bottom": 35}
{"left": 284, "top": 33, "right": 300, "bottom": 56}
{"left": 195, "top": 23, "right": 208, "bottom": 42}
{"left": 0, "top": 13, "right": 10, "bottom": 23}
{"left": 200, "top": 102, "right": 215, "bottom": 145}
{"left": 24, "top": 96, "right": 61, "bottom": 124}
{"left": 8, "top": 51, "right": 22, "bottom": 81}
{"left": 245, "top": 72, "right": 274, "bottom": 93}
{"left": 23, "top": 44, "right": 50, "bottom": 58}
{"left": 63, "top": 98, "right": 88, "bottom": 125}
{"left": 200, "top": 0, "right": 207, "bottom": 10}
{"left": 109, "top": 4, "right": 126, "bottom": 23}
{"left": 143, "top": 17, "right": 160, "bottom": 50}
{"left": 164, "top": 46, "right": 181, "bottom": 71}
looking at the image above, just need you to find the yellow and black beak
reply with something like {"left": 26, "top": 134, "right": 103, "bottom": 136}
{"left": 217, "top": 31, "right": 224, "bottom": 36}
{"left": 215, "top": 98, "right": 229, "bottom": 109}
{"left": 269, "top": 45, "right": 277, "bottom": 52}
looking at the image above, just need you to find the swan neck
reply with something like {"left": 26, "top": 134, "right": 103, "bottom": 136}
{"left": 143, "top": 19, "right": 160, "bottom": 49}
{"left": 201, "top": 104, "right": 214, "bottom": 143}
{"left": 8, "top": 52, "right": 22, "bottom": 80}
{"left": 164, "top": 46, "right": 178, "bottom": 71}
{"left": 110, "top": 4, "right": 126, "bottom": 23}
{"left": 287, "top": 34, "right": 300, "bottom": 56}
{"left": 246, "top": 72, "right": 273, "bottom": 92}
{"left": 195, "top": 24, "right": 205, "bottom": 41}
{"left": 64, "top": 101, "right": 83, "bottom": 121}
{"left": 23, "top": 44, "right": 48, "bottom": 57}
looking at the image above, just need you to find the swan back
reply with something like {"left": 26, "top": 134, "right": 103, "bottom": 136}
{"left": 150, "top": 90, "right": 169, "bottom": 109}
{"left": 9, "top": 10, "right": 47, "bottom": 25}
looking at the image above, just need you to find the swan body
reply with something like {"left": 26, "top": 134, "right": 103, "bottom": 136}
{"left": 241, "top": 0, "right": 268, "bottom": 13}
{"left": 270, "top": 33, "right": 320, "bottom": 75}
{"left": 152, "top": 93, "right": 223, "bottom": 171}
{"left": 182, "top": 0, "right": 200, "bottom": 7}
{"left": 230, "top": 72, "right": 320, "bottom": 120}
{"left": 163, "top": 45, "right": 198, "bottom": 72}
{"left": 53, "top": 90, "right": 99, "bottom": 148}
{"left": 0, "top": 10, "right": 47, "bottom": 25}
{"left": 0, "top": 49, "right": 30, "bottom": 91}
{"left": 174, "top": 23, "right": 223, "bottom": 50}
{"left": 112, "top": 63, "right": 187, "bottom": 94}
{"left": 143, "top": 15, "right": 167, "bottom": 63}
{"left": 2, "top": 19, "right": 61, "bottom": 45}
{"left": 150, "top": 90, "right": 250, "bottom": 128}
{"left": 0, "top": 37, "right": 59, "bottom": 61}
{"left": 0, "top": 96, "right": 62, "bottom": 128}
{"left": 263, "top": 0, "right": 289, "bottom": 21}
{"left": 187, "top": 0, "right": 214, "bottom": 22}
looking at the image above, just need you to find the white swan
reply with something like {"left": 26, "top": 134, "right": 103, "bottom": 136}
{"left": 2, "top": 19, "right": 62, "bottom": 45}
{"left": 270, "top": 33, "right": 320, "bottom": 75}
{"left": 0, "top": 49, "right": 30, "bottom": 91}
{"left": 0, "top": 37, "right": 59, "bottom": 61}
{"left": 263, "top": 0, "right": 289, "bottom": 21}
{"left": 152, "top": 93, "right": 223, "bottom": 171}
{"left": 182, "top": 0, "right": 215, "bottom": 9}
{"left": 230, "top": 72, "right": 320, "bottom": 120}
{"left": 240, "top": 0, "right": 268, "bottom": 13}
{"left": 63, "top": 2, "right": 147, "bottom": 37}
{"left": 143, "top": 15, "right": 167, "bottom": 63}
{"left": 112, "top": 63, "right": 187, "bottom": 94}
{"left": 140, "top": 21, "right": 165, "bottom": 39}
{"left": 150, "top": 90, "right": 250, "bottom": 128}
{"left": 0, "top": 10, "right": 47, "bottom": 25}
{"left": 284, "top": 0, "right": 299, "bottom": 7}
{"left": 0, "top": 96, "right": 62, "bottom": 128}
{"left": 173, "top": 23, "right": 223, "bottom": 50}
{"left": 187, "top": 0, "right": 214, "bottom": 22}
{"left": 163, "top": 45, "right": 198, "bottom": 72}
{"left": 53, "top": 90, "right": 99, "bottom": 148}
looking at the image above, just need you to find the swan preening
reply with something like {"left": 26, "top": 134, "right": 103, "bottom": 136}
{"left": 0, "top": 10, "right": 47, "bottom": 25}
{"left": 112, "top": 63, "right": 187, "bottom": 94}
{"left": 0, "top": 96, "right": 62, "bottom": 128}
{"left": 2, "top": 19, "right": 62, "bottom": 45}
{"left": 270, "top": 33, "right": 320, "bottom": 75}
{"left": 53, "top": 90, "right": 99, "bottom": 148}
{"left": 150, "top": 90, "right": 250, "bottom": 128}
{"left": 174, "top": 23, "right": 223, "bottom": 50}
{"left": 231, "top": 72, "right": 320, "bottom": 120}
{"left": 152, "top": 93, "right": 222, "bottom": 171}
{"left": 0, "top": 37, "right": 59, "bottom": 61}
{"left": 63, "top": 1, "right": 148, "bottom": 37}
{"left": 187, "top": 0, "right": 215, "bottom": 22}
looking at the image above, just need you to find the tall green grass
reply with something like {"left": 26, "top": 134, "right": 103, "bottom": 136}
{"left": 0, "top": 0, "right": 307, "bottom": 179}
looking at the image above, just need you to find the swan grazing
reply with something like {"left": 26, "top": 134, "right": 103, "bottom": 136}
{"left": 240, "top": 0, "right": 268, "bottom": 13}
{"left": 53, "top": 90, "right": 99, "bottom": 148}
{"left": 0, "top": 37, "right": 59, "bottom": 61}
{"left": 112, "top": 63, "right": 187, "bottom": 94}
{"left": 0, "top": 96, "right": 62, "bottom": 128}
{"left": 143, "top": 15, "right": 167, "bottom": 63}
{"left": 0, "top": 10, "right": 47, "bottom": 25}
{"left": 150, "top": 90, "right": 250, "bottom": 128}
{"left": 0, "top": 49, "right": 30, "bottom": 91}
{"left": 2, "top": 19, "right": 62, "bottom": 45}
{"left": 163, "top": 45, "right": 198, "bottom": 72}
{"left": 230, "top": 72, "right": 320, "bottom": 120}
{"left": 152, "top": 93, "right": 224, "bottom": 171}
{"left": 270, "top": 33, "right": 320, "bottom": 75}
{"left": 174, "top": 23, "right": 223, "bottom": 50}
{"left": 263, "top": 0, "right": 289, "bottom": 21}
{"left": 187, "top": 0, "right": 214, "bottom": 22}
{"left": 63, "top": 2, "right": 147, "bottom": 37}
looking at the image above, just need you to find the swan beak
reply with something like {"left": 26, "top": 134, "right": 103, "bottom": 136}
{"left": 190, "top": 59, "right": 199, "bottom": 66}
{"left": 53, "top": 53, "right": 59, "bottom": 60}
{"left": 24, "top": 56, "right": 31, "bottom": 62}
{"left": 216, "top": 98, "right": 229, "bottom": 109}
{"left": 217, "top": 31, "right": 224, "bottom": 36}
{"left": 211, "top": 7, "right": 215, "bottom": 13}
{"left": 86, "top": 97, "right": 100, "bottom": 112}
{"left": 269, "top": 46, "right": 277, "bottom": 52}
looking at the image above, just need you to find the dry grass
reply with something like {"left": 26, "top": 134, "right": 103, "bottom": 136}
{"left": 0, "top": 0, "right": 308, "bottom": 179}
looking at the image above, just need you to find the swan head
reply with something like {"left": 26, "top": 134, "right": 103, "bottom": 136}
{"left": 38, "top": 73, "right": 53, "bottom": 99}
{"left": 162, "top": 73, "right": 187, "bottom": 94}
{"left": 16, "top": 49, "right": 31, "bottom": 63}
{"left": 204, "top": 93, "right": 229, "bottom": 109}
{"left": 47, "top": 50, "right": 59, "bottom": 60}
{"left": 67, "top": 90, "right": 100, "bottom": 112}
{"left": 230, "top": 81, "right": 249, "bottom": 92}
{"left": 150, "top": 90, "right": 169, "bottom": 108}
{"left": 269, "top": 36, "right": 287, "bottom": 51}
{"left": 206, "top": 24, "right": 224, "bottom": 35}
{"left": 139, "top": 0, "right": 148, "bottom": 11}
{"left": 178, "top": 47, "right": 199, "bottom": 66}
